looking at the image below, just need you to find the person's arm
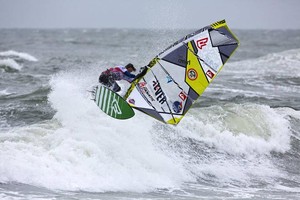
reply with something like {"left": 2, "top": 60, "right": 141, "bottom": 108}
{"left": 132, "top": 66, "right": 148, "bottom": 82}
{"left": 124, "top": 71, "right": 136, "bottom": 78}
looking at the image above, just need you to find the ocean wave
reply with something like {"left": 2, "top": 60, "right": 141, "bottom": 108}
{"left": 216, "top": 48, "right": 300, "bottom": 108}
{"left": 0, "top": 58, "right": 22, "bottom": 71}
{"left": 0, "top": 89, "right": 14, "bottom": 97}
{"left": 175, "top": 103, "right": 292, "bottom": 155}
{"left": 0, "top": 50, "right": 38, "bottom": 62}
{"left": 0, "top": 102, "right": 295, "bottom": 192}
{"left": 0, "top": 86, "right": 50, "bottom": 101}
{"left": 0, "top": 50, "right": 38, "bottom": 72}
{"left": 227, "top": 48, "right": 300, "bottom": 77}
{"left": 0, "top": 45, "right": 298, "bottom": 193}
{"left": 150, "top": 103, "right": 296, "bottom": 188}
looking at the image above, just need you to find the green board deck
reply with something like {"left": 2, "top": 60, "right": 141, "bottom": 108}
{"left": 94, "top": 85, "right": 135, "bottom": 120}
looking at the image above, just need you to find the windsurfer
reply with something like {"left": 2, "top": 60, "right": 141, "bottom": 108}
{"left": 99, "top": 63, "right": 136, "bottom": 92}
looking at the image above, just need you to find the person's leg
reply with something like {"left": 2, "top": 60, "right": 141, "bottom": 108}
{"left": 112, "top": 82, "right": 121, "bottom": 92}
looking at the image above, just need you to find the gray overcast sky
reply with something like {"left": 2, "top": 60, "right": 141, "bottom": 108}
{"left": 0, "top": 0, "right": 299, "bottom": 29}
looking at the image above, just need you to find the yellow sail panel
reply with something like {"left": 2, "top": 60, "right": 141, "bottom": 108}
{"left": 185, "top": 41, "right": 208, "bottom": 95}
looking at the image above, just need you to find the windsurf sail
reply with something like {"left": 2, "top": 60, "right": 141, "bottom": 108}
{"left": 124, "top": 20, "right": 239, "bottom": 125}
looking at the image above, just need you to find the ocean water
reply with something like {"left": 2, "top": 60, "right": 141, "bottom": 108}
{"left": 0, "top": 28, "right": 300, "bottom": 200}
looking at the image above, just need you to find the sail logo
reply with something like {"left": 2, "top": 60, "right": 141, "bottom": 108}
{"left": 187, "top": 68, "right": 198, "bottom": 80}
{"left": 206, "top": 70, "right": 215, "bottom": 79}
{"left": 128, "top": 98, "right": 135, "bottom": 105}
{"left": 139, "top": 82, "right": 155, "bottom": 101}
{"left": 111, "top": 98, "right": 122, "bottom": 115}
{"left": 196, "top": 37, "right": 208, "bottom": 49}
{"left": 143, "top": 87, "right": 155, "bottom": 101}
{"left": 166, "top": 75, "right": 173, "bottom": 83}
{"left": 172, "top": 101, "right": 182, "bottom": 113}
{"left": 153, "top": 81, "right": 167, "bottom": 104}
{"left": 178, "top": 58, "right": 190, "bottom": 65}
{"left": 139, "top": 82, "right": 146, "bottom": 88}
{"left": 179, "top": 91, "right": 187, "bottom": 101}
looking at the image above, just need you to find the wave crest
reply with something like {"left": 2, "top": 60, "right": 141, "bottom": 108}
{"left": 0, "top": 50, "right": 38, "bottom": 62}
{"left": 0, "top": 58, "right": 22, "bottom": 71}
{"left": 0, "top": 50, "right": 38, "bottom": 72}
